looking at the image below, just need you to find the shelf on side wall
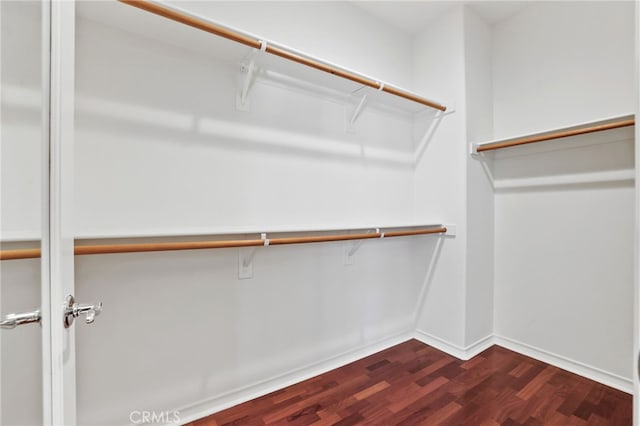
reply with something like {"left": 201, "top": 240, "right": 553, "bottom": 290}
{"left": 471, "top": 113, "right": 635, "bottom": 155}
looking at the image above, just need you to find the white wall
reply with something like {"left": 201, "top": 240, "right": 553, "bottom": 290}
{"left": 74, "top": 4, "right": 417, "bottom": 237}
{"left": 72, "top": 2, "right": 446, "bottom": 424}
{"left": 0, "top": 0, "right": 42, "bottom": 241}
{"left": 412, "top": 6, "right": 468, "bottom": 350}
{"left": 492, "top": 1, "right": 635, "bottom": 138}
{"left": 411, "top": 5, "right": 497, "bottom": 355}
{"left": 170, "top": 1, "right": 414, "bottom": 90}
{"left": 492, "top": 1, "right": 636, "bottom": 389}
{"left": 75, "top": 238, "right": 435, "bottom": 424}
{"left": 0, "top": 1, "right": 43, "bottom": 425}
{"left": 464, "top": 7, "right": 494, "bottom": 348}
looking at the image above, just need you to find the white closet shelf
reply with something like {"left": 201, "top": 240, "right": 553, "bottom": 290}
{"left": 0, "top": 223, "right": 455, "bottom": 260}
{"left": 470, "top": 113, "right": 635, "bottom": 154}
{"left": 0, "top": 231, "right": 41, "bottom": 243}
{"left": 72, "top": 222, "right": 449, "bottom": 240}
{"left": 76, "top": 0, "right": 445, "bottom": 115}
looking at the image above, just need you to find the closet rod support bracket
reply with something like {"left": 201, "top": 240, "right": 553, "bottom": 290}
{"left": 346, "top": 92, "right": 368, "bottom": 132}
{"left": 238, "top": 248, "right": 254, "bottom": 279}
{"left": 444, "top": 224, "right": 456, "bottom": 237}
{"left": 344, "top": 229, "right": 376, "bottom": 265}
{"left": 236, "top": 42, "right": 266, "bottom": 111}
{"left": 238, "top": 233, "right": 268, "bottom": 279}
{"left": 236, "top": 59, "right": 256, "bottom": 111}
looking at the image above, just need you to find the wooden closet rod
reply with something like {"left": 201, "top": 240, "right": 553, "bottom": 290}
{"left": 0, "top": 248, "right": 42, "bottom": 261}
{"left": 476, "top": 118, "right": 635, "bottom": 153}
{"left": 0, "top": 227, "right": 447, "bottom": 260}
{"left": 118, "top": 0, "right": 447, "bottom": 112}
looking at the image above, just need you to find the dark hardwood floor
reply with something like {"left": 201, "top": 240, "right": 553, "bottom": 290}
{"left": 188, "top": 339, "right": 632, "bottom": 425}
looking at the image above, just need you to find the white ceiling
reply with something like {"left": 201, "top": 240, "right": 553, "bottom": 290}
{"left": 350, "top": 1, "right": 531, "bottom": 34}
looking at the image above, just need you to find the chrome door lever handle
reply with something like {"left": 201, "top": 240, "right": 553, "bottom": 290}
{"left": 1, "top": 309, "right": 41, "bottom": 329}
{"left": 84, "top": 306, "right": 99, "bottom": 324}
{"left": 64, "top": 295, "right": 102, "bottom": 328}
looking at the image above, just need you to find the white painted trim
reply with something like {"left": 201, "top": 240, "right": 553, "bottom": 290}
{"left": 41, "top": 0, "right": 52, "bottom": 423}
{"left": 494, "top": 335, "right": 633, "bottom": 394}
{"left": 0, "top": 0, "right": 3, "bottom": 418}
{"left": 49, "top": 1, "right": 77, "bottom": 424}
{"left": 413, "top": 331, "right": 632, "bottom": 394}
{"left": 633, "top": 2, "right": 640, "bottom": 423}
{"left": 172, "top": 331, "right": 414, "bottom": 425}
{"left": 413, "top": 330, "right": 494, "bottom": 361}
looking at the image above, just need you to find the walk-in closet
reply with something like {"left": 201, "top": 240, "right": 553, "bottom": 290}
{"left": 1, "top": 1, "right": 638, "bottom": 424}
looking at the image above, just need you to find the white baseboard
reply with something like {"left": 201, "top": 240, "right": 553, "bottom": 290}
{"left": 494, "top": 334, "right": 633, "bottom": 394}
{"left": 413, "top": 331, "right": 632, "bottom": 394}
{"left": 413, "top": 330, "right": 494, "bottom": 360}
{"left": 173, "top": 330, "right": 414, "bottom": 425}
{"left": 170, "top": 331, "right": 631, "bottom": 425}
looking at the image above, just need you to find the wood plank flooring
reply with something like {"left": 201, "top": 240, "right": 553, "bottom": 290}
{"left": 188, "top": 340, "right": 632, "bottom": 425}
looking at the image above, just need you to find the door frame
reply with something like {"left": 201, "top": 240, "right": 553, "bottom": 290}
{"left": 41, "top": 0, "right": 52, "bottom": 422}
{"left": 634, "top": 2, "right": 639, "bottom": 424}
{"left": 44, "top": 0, "right": 77, "bottom": 424}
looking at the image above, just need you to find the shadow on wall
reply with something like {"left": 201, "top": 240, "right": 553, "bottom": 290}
{"left": 4, "top": 81, "right": 425, "bottom": 169}
{"left": 411, "top": 236, "right": 445, "bottom": 327}
{"left": 74, "top": 93, "right": 419, "bottom": 170}
{"left": 75, "top": 93, "right": 452, "bottom": 172}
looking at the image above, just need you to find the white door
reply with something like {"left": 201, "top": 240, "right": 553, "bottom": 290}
{"left": 2, "top": 1, "right": 84, "bottom": 424}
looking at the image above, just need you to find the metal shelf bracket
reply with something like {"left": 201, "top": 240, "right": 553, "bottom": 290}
{"left": 344, "top": 229, "right": 378, "bottom": 265}
{"left": 238, "top": 233, "right": 268, "bottom": 279}
{"left": 349, "top": 93, "right": 368, "bottom": 125}
{"left": 236, "top": 41, "right": 267, "bottom": 111}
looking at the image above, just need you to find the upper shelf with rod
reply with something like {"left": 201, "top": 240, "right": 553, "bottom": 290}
{"left": 0, "top": 224, "right": 455, "bottom": 261}
{"left": 77, "top": 0, "right": 446, "bottom": 115}
{"left": 470, "top": 114, "right": 635, "bottom": 155}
